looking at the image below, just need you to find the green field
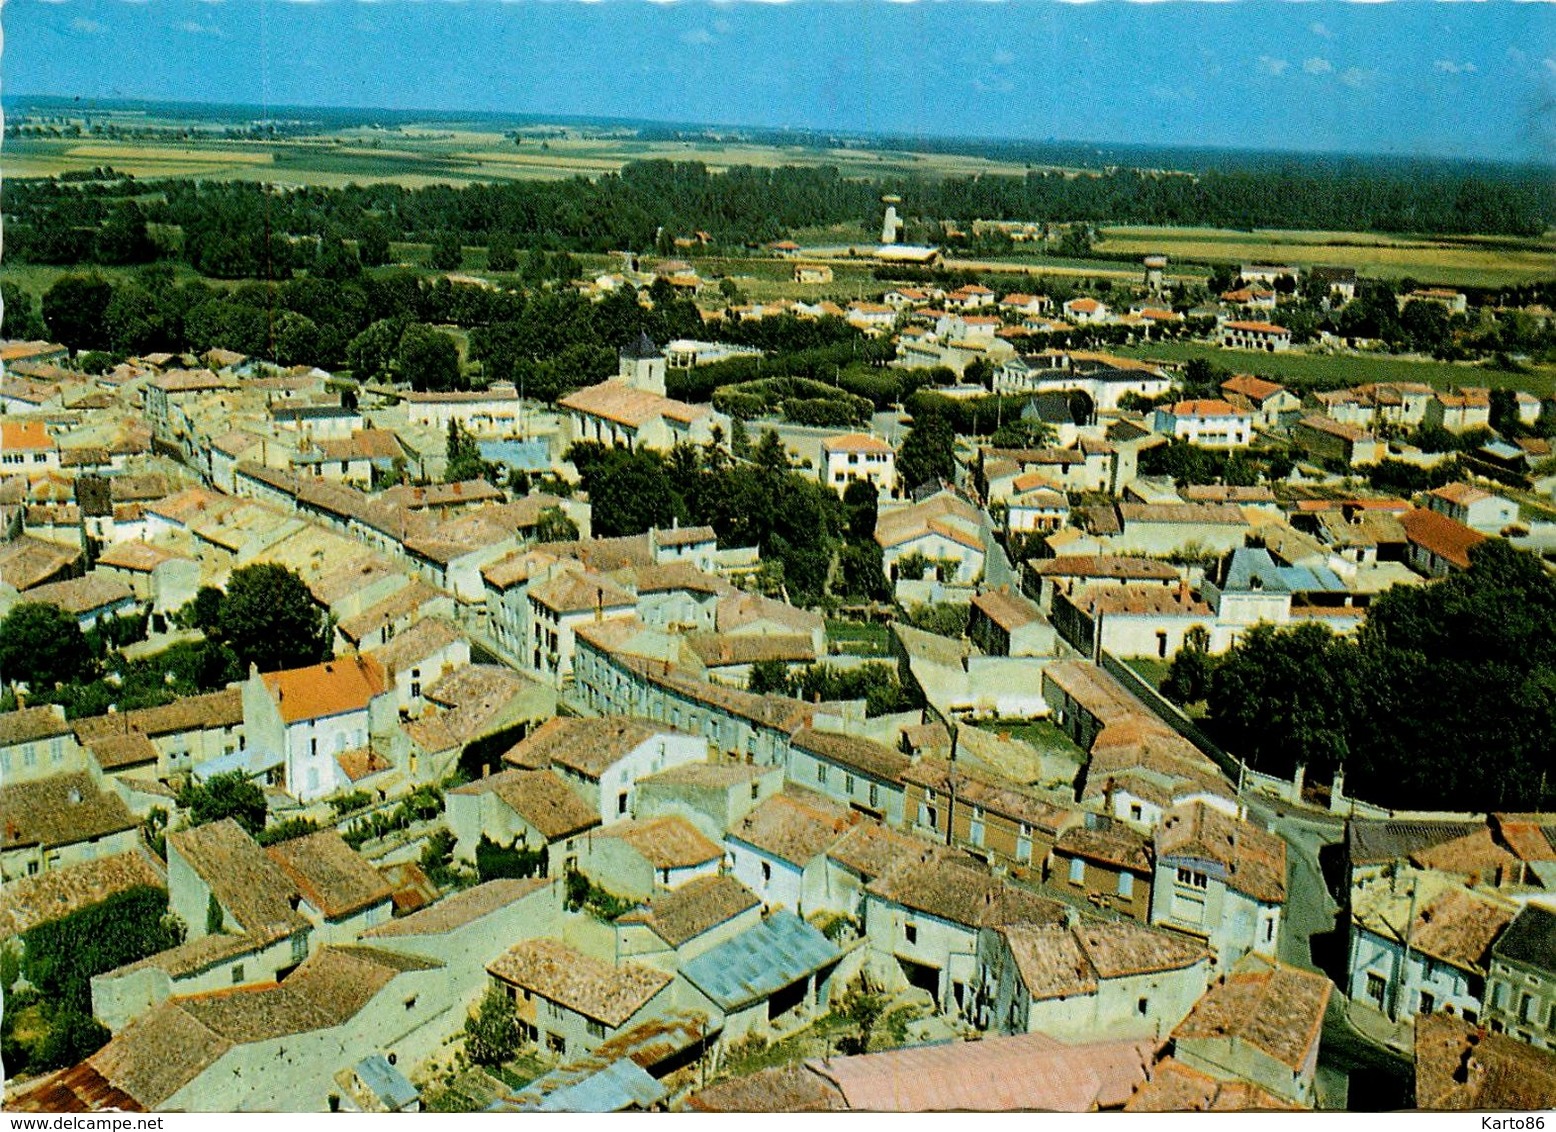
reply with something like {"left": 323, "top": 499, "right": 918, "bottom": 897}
{"left": 1098, "top": 225, "right": 1556, "bottom": 289}
{"left": 1115, "top": 340, "right": 1556, "bottom": 398}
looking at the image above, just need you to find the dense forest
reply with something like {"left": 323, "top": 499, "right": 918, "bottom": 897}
{"left": 6, "top": 157, "right": 1552, "bottom": 281}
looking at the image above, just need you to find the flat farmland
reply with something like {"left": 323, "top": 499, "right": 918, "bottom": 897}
{"left": 1097, "top": 225, "right": 1556, "bottom": 288}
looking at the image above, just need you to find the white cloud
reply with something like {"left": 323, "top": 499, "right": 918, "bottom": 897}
{"left": 680, "top": 27, "right": 715, "bottom": 45}
{"left": 1256, "top": 55, "right": 1289, "bottom": 77}
{"left": 1303, "top": 57, "right": 1334, "bottom": 75}
{"left": 177, "top": 19, "right": 225, "bottom": 35}
{"left": 1309, "top": 21, "right": 1334, "bottom": 39}
{"left": 70, "top": 16, "right": 103, "bottom": 33}
{"left": 1434, "top": 60, "right": 1477, "bottom": 75}
{"left": 1339, "top": 67, "right": 1368, "bottom": 89}
{"left": 991, "top": 48, "right": 1015, "bottom": 66}
{"left": 1507, "top": 46, "right": 1527, "bottom": 65}
{"left": 712, "top": 17, "right": 732, "bottom": 34}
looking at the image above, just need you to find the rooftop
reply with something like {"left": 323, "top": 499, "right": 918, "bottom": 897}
{"left": 0, "top": 850, "right": 164, "bottom": 938}
{"left": 1156, "top": 801, "right": 1286, "bottom": 905}
{"left": 0, "top": 772, "right": 138, "bottom": 852}
{"left": 487, "top": 939, "right": 672, "bottom": 1027}
{"left": 680, "top": 911, "right": 841, "bottom": 1011}
{"left": 450, "top": 768, "right": 600, "bottom": 841}
{"left": 1414, "top": 1013, "right": 1556, "bottom": 1110}
{"left": 264, "top": 830, "right": 393, "bottom": 921}
{"left": 615, "top": 874, "right": 760, "bottom": 947}
{"left": 1173, "top": 957, "right": 1331, "bottom": 1072}
{"left": 505, "top": 715, "right": 683, "bottom": 779}
{"left": 262, "top": 654, "right": 387, "bottom": 724}
{"left": 362, "top": 876, "right": 553, "bottom": 939}
{"left": 597, "top": 816, "right": 723, "bottom": 870}
{"left": 728, "top": 789, "right": 857, "bottom": 867}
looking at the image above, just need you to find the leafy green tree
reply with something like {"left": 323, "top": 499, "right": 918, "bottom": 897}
{"left": 428, "top": 231, "right": 464, "bottom": 271}
{"left": 0, "top": 603, "right": 95, "bottom": 689}
{"left": 534, "top": 506, "right": 579, "bottom": 543}
{"left": 896, "top": 412, "right": 956, "bottom": 495}
{"left": 837, "top": 542, "right": 891, "bottom": 602}
{"left": 842, "top": 478, "right": 879, "bottom": 541}
{"left": 748, "top": 659, "right": 791, "bottom": 696}
{"left": 356, "top": 221, "right": 392, "bottom": 268}
{"left": 271, "top": 310, "right": 321, "bottom": 367}
{"left": 989, "top": 418, "right": 1056, "bottom": 449}
{"left": 1, "top": 283, "right": 48, "bottom": 340}
{"left": 103, "top": 285, "right": 170, "bottom": 355}
{"left": 486, "top": 233, "right": 519, "bottom": 273}
{"left": 346, "top": 318, "right": 403, "bottom": 382}
{"left": 464, "top": 987, "right": 524, "bottom": 1067}
{"left": 397, "top": 323, "right": 463, "bottom": 392}
{"left": 588, "top": 451, "right": 684, "bottom": 537}
{"left": 42, "top": 274, "right": 114, "bottom": 351}
{"left": 1163, "top": 626, "right": 1215, "bottom": 705}
{"left": 178, "top": 771, "right": 268, "bottom": 838}
{"left": 216, "top": 563, "right": 332, "bottom": 673}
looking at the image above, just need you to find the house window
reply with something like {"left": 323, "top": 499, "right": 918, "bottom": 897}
{"left": 617, "top": 792, "right": 629, "bottom": 816}
{"left": 232, "top": 964, "right": 246, "bottom": 984}
{"left": 548, "top": 1033, "right": 566, "bottom": 1055}
{"left": 1176, "top": 868, "right": 1207, "bottom": 889}
{"left": 868, "top": 782, "right": 879, "bottom": 808}
{"left": 1366, "top": 973, "right": 1387, "bottom": 1004}
{"left": 1522, "top": 994, "right": 1538, "bottom": 1025}
{"left": 760, "top": 861, "right": 771, "bottom": 883}
{"left": 844, "top": 773, "right": 855, "bottom": 794}
{"left": 1069, "top": 857, "right": 1085, "bottom": 885}
{"left": 1117, "top": 872, "right": 1134, "bottom": 899}
{"left": 905, "top": 923, "right": 917, "bottom": 945}
{"left": 546, "top": 1000, "right": 565, "bottom": 1020}
{"left": 292, "top": 934, "right": 308, "bottom": 963}
{"left": 1137, "top": 997, "right": 1149, "bottom": 1016}
{"left": 817, "top": 764, "right": 829, "bottom": 785}
{"left": 1419, "top": 992, "right": 1435, "bottom": 1016}
{"left": 751, "top": 782, "right": 760, "bottom": 801}
{"left": 1129, "top": 804, "right": 1143, "bottom": 821}
{"left": 587, "top": 1020, "right": 607, "bottom": 1039}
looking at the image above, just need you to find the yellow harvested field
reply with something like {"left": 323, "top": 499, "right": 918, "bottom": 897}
{"left": 66, "top": 143, "right": 274, "bottom": 165}
{"left": 1097, "top": 226, "right": 1553, "bottom": 286}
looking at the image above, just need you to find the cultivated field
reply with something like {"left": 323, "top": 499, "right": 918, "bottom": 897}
{"left": 1097, "top": 225, "right": 1556, "bottom": 289}
{"left": 1114, "top": 340, "right": 1556, "bottom": 397}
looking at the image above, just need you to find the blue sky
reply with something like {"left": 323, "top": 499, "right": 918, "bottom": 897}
{"left": 7, "top": 0, "right": 1554, "bottom": 163}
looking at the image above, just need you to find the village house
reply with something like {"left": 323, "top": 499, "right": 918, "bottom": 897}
{"left": 577, "top": 815, "right": 724, "bottom": 900}
{"left": 0, "top": 704, "right": 84, "bottom": 785}
{"left": 978, "top": 919, "right": 1211, "bottom": 1042}
{"left": 558, "top": 382, "right": 726, "bottom": 454}
{"left": 445, "top": 767, "right": 601, "bottom": 875}
{"left": 241, "top": 654, "right": 391, "bottom": 805}
{"left": 525, "top": 569, "right": 638, "bottom": 682}
{"left": 0, "top": 419, "right": 60, "bottom": 473}
{"left": 0, "top": 772, "right": 140, "bottom": 882}
{"left": 403, "top": 382, "right": 525, "bottom": 435}
{"left": 1153, "top": 400, "right": 1253, "bottom": 449}
{"left": 1063, "top": 297, "right": 1111, "bottom": 324}
{"left": 875, "top": 489, "right": 986, "bottom": 586}
{"left": 1170, "top": 955, "right": 1331, "bottom": 1107}
{"left": 9, "top": 573, "right": 140, "bottom": 632}
{"left": 1483, "top": 904, "right": 1556, "bottom": 1050}
{"left": 819, "top": 433, "right": 897, "bottom": 498}
{"left": 1110, "top": 503, "right": 1251, "bottom": 558}
{"left": 1413, "top": 1014, "right": 1556, "bottom": 1110}
{"left": 73, "top": 688, "right": 247, "bottom": 781}
{"left": 1346, "top": 867, "right": 1515, "bottom": 1026}
{"left": 1049, "top": 819, "right": 1156, "bottom": 921}
{"left": 967, "top": 587, "right": 1055, "bottom": 657}
{"left": 679, "top": 910, "right": 843, "bottom": 1046}
{"left": 1404, "top": 288, "right": 1469, "bottom": 316}
{"left": 864, "top": 849, "right": 1066, "bottom": 1024}
{"left": 1219, "top": 375, "right": 1302, "bottom": 429}
{"left": 1424, "top": 482, "right": 1518, "bottom": 534}
{"left": 901, "top": 758, "right": 1076, "bottom": 877}
{"left": 1292, "top": 414, "right": 1387, "bottom": 468}
{"left": 486, "top": 938, "right": 677, "bottom": 1060}
{"left": 724, "top": 788, "right": 858, "bottom": 916}
{"left": 1151, "top": 801, "right": 1286, "bottom": 970}
{"left": 1218, "top": 321, "right": 1291, "bottom": 353}
{"left": 631, "top": 760, "right": 783, "bottom": 842}
{"left": 614, "top": 873, "right": 764, "bottom": 971}
{"left": 786, "top": 726, "right": 911, "bottom": 826}
{"left": 1426, "top": 387, "right": 1492, "bottom": 433}
{"left": 1400, "top": 507, "right": 1489, "bottom": 577}
{"left": 1023, "top": 555, "right": 1180, "bottom": 613}
{"left": 1308, "top": 266, "right": 1358, "bottom": 305}
{"left": 502, "top": 714, "right": 708, "bottom": 826}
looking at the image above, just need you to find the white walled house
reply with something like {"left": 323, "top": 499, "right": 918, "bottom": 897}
{"left": 820, "top": 433, "right": 898, "bottom": 498}
{"left": 242, "top": 655, "right": 390, "bottom": 804}
{"left": 1153, "top": 400, "right": 1253, "bottom": 449}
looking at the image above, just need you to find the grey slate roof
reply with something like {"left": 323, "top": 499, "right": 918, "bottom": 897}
{"left": 680, "top": 911, "right": 840, "bottom": 1012}
{"left": 1494, "top": 904, "right": 1556, "bottom": 971}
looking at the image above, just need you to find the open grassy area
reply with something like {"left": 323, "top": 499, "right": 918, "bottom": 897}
{"left": 825, "top": 618, "right": 894, "bottom": 657}
{"left": 971, "top": 717, "right": 1086, "bottom": 761}
{"left": 1097, "top": 225, "right": 1556, "bottom": 289}
{"left": 1113, "top": 340, "right": 1556, "bottom": 398}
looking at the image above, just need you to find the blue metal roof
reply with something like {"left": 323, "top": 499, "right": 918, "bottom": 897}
{"left": 355, "top": 1054, "right": 420, "bottom": 1111}
{"left": 503, "top": 1058, "right": 666, "bottom": 1113}
{"left": 477, "top": 438, "right": 551, "bottom": 473}
{"left": 680, "top": 911, "right": 841, "bottom": 1012}
{"left": 1222, "top": 547, "right": 1345, "bottom": 595}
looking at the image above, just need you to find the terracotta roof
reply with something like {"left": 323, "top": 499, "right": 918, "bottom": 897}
{"left": 1409, "top": 826, "right": 1522, "bottom": 880}
{"left": 637, "top": 760, "right": 768, "bottom": 790}
{"left": 0, "top": 535, "right": 80, "bottom": 590}
{"left": 166, "top": 819, "right": 306, "bottom": 936}
{"left": 558, "top": 380, "right": 707, "bottom": 428}
{"left": 1429, "top": 481, "right": 1494, "bottom": 507}
{"left": 365, "top": 615, "right": 465, "bottom": 677}
{"left": 450, "top": 767, "right": 600, "bottom": 840}
{"left": 23, "top": 574, "right": 136, "bottom": 615}
{"left": 970, "top": 587, "right": 1042, "bottom": 632}
{"left": 1168, "top": 399, "right": 1247, "bottom": 418}
{"left": 598, "top": 816, "right": 723, "bottom": 870}
{"left": 1224, "top": 321, "right": 1288, "bottom": 334}
{"left": 1069, "top": 582, "right": 1213, "bottom": 618}
{"left": 0, "top": 850, "right": 164, "bottom": 938}
{"left": 488, "top": 938, "right": 672, "bottom": 1027}
{"left": 1054, "top": 824, "right": 1153, "bottom": 873}
{"left": 262, "top": 654, "right": 386, "bottom": 723}
{"left": 1028, "top": 555, "right": 1178, "bottom": 582}
{"left": 615, "top": 874, "right": 760, "bottom": 947}
{"left": 1414, "top": 1014, "right": 1556, "bottom": 1110}
{"left": 1156, "top": 801, "right": 1286, "bottom": 905}
{"left": 73, "top": 688, "right": 244, "bottom": 742}
{"left": 264, "top": 830, "right": 392, "bottom": 920}
{"left": 805, "top": 1032, "right": 1156, "bottom": 1112}
{"left": 687, "top": 1063, "right": 847, "bottom": 1112}
{"left": 362, "top": 876, "right": 553, "bottom": 939}
{"left": 728, "top": 790, "right": 857, "bottom": 867}
{"left": 502, "top": 715, "right": 677, "bottom": 779}
{"left": 528, "top": 570, "right": 636, "bottom": 614}
{"left": 685, "top": 631, "right": 815, "bottom": 668}
{"left": 1116, "top": 502, "right": 1247, "bottom": 526}
{"left": 85, "top": 731, "right": 160, "bottom": 772}
{"left": 868, "top": 852, "right": 1066, "bottom": 929}
{"left": 0, "top": 772, "right": 137, "bottom": 851}
{"left": 1297, "top": 413, "right": 1375, "bottom": 444}
{"left": 821, "top": 433, "right": 893, "bottom": 453}
{"left": 1000, "top": 920, "right": 1207, "bottom": 1001}
{"left": 1400, "top": 507, "right": 1488, "bottom": 571}
{"left": 1124, "top": 1056, "right": 1303, "bottom": 1112}
{"left": 1, "top": 419, "right": 56, "bottom": 451}
{"left": 0, "top": 703, "right": 72, "bottom": 748}
{"left": 1173, "top": 957, "right": 1331, "bottom": 1073}
{"left": 825, "top": 822, "right": 925, "bottom": 880}
{"left": 96, "top": 540, "right": 187, "bottom": 573}
{"left": 790, "top": 726, "right": 911, "bottom": 785}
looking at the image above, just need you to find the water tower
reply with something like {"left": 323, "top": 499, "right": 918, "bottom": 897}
{"left": 1143, "top": 254, "right": 1168, "bottom": 295}
{"left": 881, "top": 195, "right": 903, "bottom": 245}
